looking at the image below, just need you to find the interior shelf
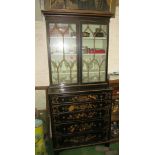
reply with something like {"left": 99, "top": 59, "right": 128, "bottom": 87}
{"left": 52, "top": 72, "right": 77, "bottom": 74}
{"left": 51, "top": 53, "right": 77, "bottom": 55}
{"left": 83, "top": 71, "right": 105, "bottom": 73}
{"left": 52, "top": 71, "right": 105, "bottom": 74}
{"left": 50, "top": 53, "right": 106, "bottom": 55}
{"left": 50, "top": 36, "right": 76, "bottom": 39}
{"left": 83, "top": 53, "right": 106, "bottom": 55}
{"left": 83, "top": 37, "right": 107, "bottom": 40}
{"left": 49, "top": 37, "right": 107, "bottom": 40}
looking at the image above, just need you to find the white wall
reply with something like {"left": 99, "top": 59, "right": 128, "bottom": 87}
{"left": 108, "top": 6, "right": 119, "bottom": 73}
{"left": 35, "top": 19, "right": 49, "bottom": 86}
{"left": 35, "top": 0, "right": 48, "bottom": 110}
{"left": 35, "top": 90, "right": 46, "bottom": 110}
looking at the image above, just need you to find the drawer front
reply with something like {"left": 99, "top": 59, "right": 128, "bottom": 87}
{"left": 53, "top": 120, "right": 110, "bottom": 135}
{"left": 51, "top": 100, "right": 111, "bottom": 114}
{"left": 50, "top": 91, "right": 112, "bottom": 105}
{"left": 53, "top": 130, "right": 109, "bottom": 149}
{"left": 52, "top": 105, "right": 111, "bottom": 123}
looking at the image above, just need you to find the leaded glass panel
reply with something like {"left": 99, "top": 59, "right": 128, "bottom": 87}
{"left": 82, "top": 24, "right": 107, "bottom": 83}
{"left": 49, "top": 23, "right": 77, "bottom": 84}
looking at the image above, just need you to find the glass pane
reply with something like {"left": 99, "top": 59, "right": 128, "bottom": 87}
{"left": 44, "top": 0, "right": 109, "bottom": 12}
{"left": 78, "top": 0, "right": 109, "bottom": 11}
{"left": 82, "top": 24, "right": 107, "bottom": 83}
{"left": 49, "top": 23, "right": 77, "bottom": 84}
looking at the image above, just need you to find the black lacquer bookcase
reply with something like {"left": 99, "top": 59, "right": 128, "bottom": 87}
{"left": 43, "top": 3, "right": 113, "bottom": 154}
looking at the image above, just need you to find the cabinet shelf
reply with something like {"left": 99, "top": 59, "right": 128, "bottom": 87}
{"left": 83, "top": 71, "right": 105, "bottom": 73}
{"left": 83, "top": 53, "right": 106, "bottom": 56}
{"left": 49, "top": 36, "right": 107, "bottom": 40}
{"left": 50, "top": 36, "right": 76, "bottom": 39}
{"left": 83, "top": 37, "right": 107, "bottom": 40}
{"left": 52, "top": 71, "right": 105, "bottom": 74}
{"left": 52, "top": 72, "right": 77, "bottom": 74}
{"left": 51, "top": 53, "right": 106, "bottom": 56}
{"left": 51, "top": 53, "right": 77, "bottom": 55}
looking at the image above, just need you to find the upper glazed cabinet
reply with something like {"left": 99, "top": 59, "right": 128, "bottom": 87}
{"left": 43, "top": 0, "right": 114, "bottom": 86}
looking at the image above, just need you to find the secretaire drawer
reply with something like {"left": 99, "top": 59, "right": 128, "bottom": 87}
{"left": 49, "top": 90, "right": 112, "bottom": 105}
{"left": 51, "top": 100, "right": 111, "bottom": 114}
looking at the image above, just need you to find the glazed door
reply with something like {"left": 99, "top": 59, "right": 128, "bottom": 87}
{"left": 48, "top": 23, "right": 78, "bottom": 85}
{"left": 82, "top": 23, "right": 108, "bottom": 83}
{"left": 47, "top": 18, "right": 109, "bottom": 86}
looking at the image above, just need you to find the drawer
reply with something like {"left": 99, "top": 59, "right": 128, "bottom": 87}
{"left": 53, "top": 120, "right": 110, "bottom": 135}
{"left": 49, "top": 91, "right": 112, "bottom": 105}
{"left": 53, "top": 130, "right": 109, "bottom": 149}
{"left": 52, "top": 105, "right": 111, "bottom": 123}
{"left": 51, "top": 100, "right": 111, "bottom": 114}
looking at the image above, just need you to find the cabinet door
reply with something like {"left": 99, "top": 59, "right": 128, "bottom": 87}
{"left": 49, "top": 23, "right": 78, "bottom": 84}
{"left": 82, "top": 24, "right": 108, "bottom": 83}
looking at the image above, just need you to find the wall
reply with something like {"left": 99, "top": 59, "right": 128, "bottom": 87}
{"left": 35, "top": 19, "right": 49, "bottom": 86}
{"left": 35, "top": 90, "right": 46, "bottom": 110}
{"left": 35, "top": 0, "right": 49, "bottom": 110}
{"left": 35, "top": 0, "right": 119, "bottom": 110}
{"left": 108, "top": 6, "right": 119, "bottom": 73}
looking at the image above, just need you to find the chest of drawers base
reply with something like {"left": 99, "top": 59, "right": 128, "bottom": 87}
{"left": 48, "top": 86, "right": 112, "bottom": 155}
